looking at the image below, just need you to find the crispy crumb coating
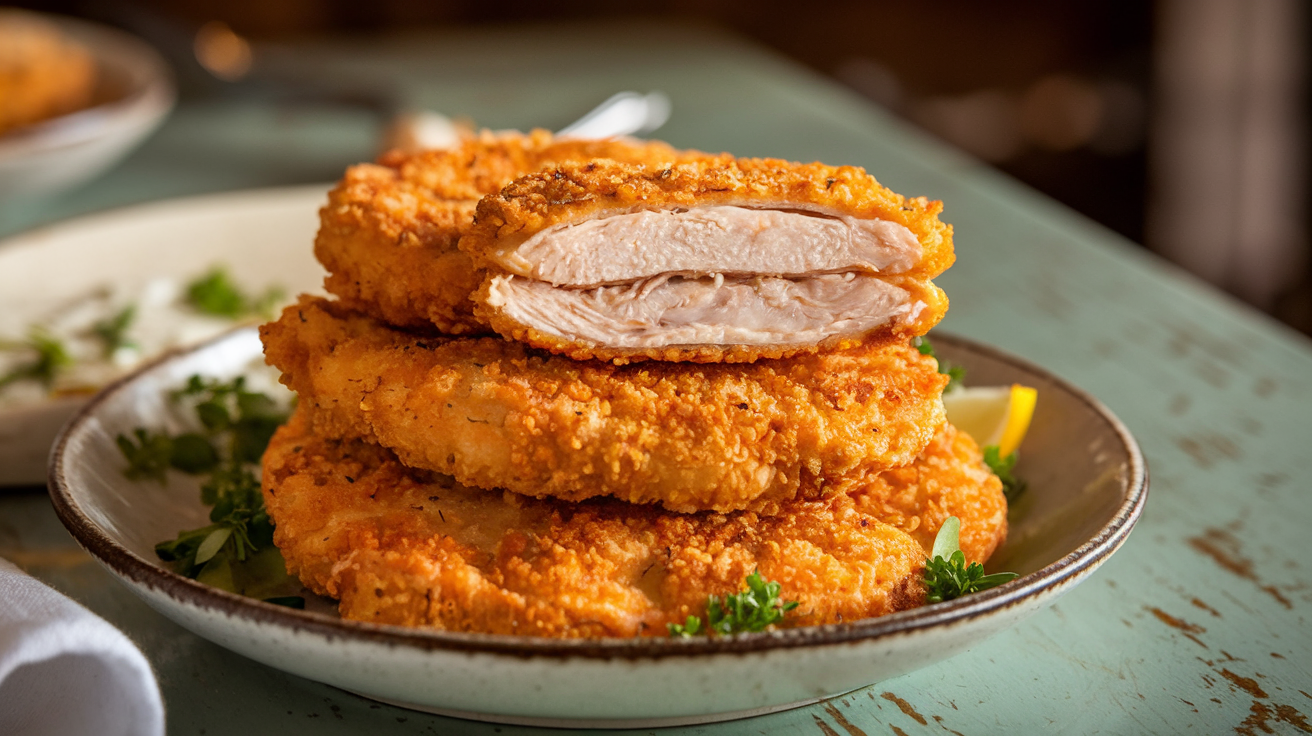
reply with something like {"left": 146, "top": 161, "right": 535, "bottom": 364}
{"left": 853, "top": 423, "right": 1008, "bottom": 563}
{"left": 462, "top": 158, "right": 953, "bottom": 362}
{"left": 260, "top": 296, "right": 949, "bottom": 513}
{"left": 262, "top": 407, "right": 940, "bottom": 637}
{"left": 314, "top": 130, "right": 704, "bottom": 333}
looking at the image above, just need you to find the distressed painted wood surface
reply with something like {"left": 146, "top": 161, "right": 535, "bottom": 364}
{"left": 2, "top": 20, "right": 1309, "bottom": 736}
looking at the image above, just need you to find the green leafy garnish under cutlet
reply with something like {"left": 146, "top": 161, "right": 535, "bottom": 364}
{"left": 668, "top": 570, "right": 799, "bottom": 637}
{"left": 923, "top": 517, "right": 1018, "bottom": 604}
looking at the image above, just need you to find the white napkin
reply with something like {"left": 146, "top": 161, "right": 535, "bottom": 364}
{"left": 0, "top": 557, "right": 163, "bottom": 736}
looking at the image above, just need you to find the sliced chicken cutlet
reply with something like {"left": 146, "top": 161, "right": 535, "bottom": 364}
{"left": 260, "top": 296, "right": 948, "bottom": 514}
{"left": 462, "top": 158, "right": 954, "bottom": 363}
{"left": 315, "top": 130, "right": 706, "bottom": 334}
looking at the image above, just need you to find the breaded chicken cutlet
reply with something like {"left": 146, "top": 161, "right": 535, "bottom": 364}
{"left": 262, "top": 408, "right": 1004, "bottom": 637}
{"left": 462, "top": 158, "right": 954, "bottom": 363}
{"left": 261, "top": 296, "right": 949, "bottom": 514}
{"left": 315, "top": 130, "right": 707, "bottom": 334}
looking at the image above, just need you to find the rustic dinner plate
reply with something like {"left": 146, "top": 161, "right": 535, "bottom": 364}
{"left": 47, "top": 328, "right": 1147, "bottom": 728}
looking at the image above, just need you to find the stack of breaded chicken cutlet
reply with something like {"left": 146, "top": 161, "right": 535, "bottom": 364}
{"left": 259, "top": 131, "right": 1008, "bottom": 638}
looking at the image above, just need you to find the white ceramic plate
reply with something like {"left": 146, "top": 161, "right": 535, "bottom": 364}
{"left": 0, "top": 12, "right": 175, "bottom": 200}
{"left": 47, "top": 328, "right": 1147, "bottom": 728}
{"left": 0, "top": 186, "right": 326, "bottom": 485}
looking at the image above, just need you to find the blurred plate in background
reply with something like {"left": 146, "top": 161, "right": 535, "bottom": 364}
{"left": 0, "top": 12, "right": 175, "bottom": 200}
{"left": 0, "top": 185, "right": 325, "bottom": 485}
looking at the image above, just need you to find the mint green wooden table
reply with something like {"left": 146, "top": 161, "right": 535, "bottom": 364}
{"left": 3, "top": 20, "right": 1309, "bottom": 735}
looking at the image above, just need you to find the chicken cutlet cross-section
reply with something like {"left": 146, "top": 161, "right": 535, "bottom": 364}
{"left": 462, "top": 158, "right": 955, "bottom": 363}
{"left": 260, "top": 296, "right": 949, "bottom": 513}
{"left": 314, "top": 130, "right": 707, "bottom": 334}
{"left": 261, "top": 407, "right": 948, "bottom": 638}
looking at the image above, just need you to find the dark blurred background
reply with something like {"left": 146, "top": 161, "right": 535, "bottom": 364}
{"left": 11, "top": 0, "right": 1312, "bottom": 337}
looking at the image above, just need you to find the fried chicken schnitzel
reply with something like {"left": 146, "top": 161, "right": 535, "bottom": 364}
{"left": 261, "top": 408, "right": 1016, "bottom": 637}
{"left": 261, "top": 296, "right": 949, "bottom": 513}
{"left": 315, "top": 131, "right": 705, "bottom": 334}
{"left": 462, "top": 158, "right": 954, "bottom": 363}
{"left": 855, "top": 423, "right": 1007, "bottom": 562}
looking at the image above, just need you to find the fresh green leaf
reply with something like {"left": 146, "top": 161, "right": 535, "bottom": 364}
{"left": 263, "top": 596, "right": 305, "bottom": 609}
{"left": 912, "top": 336, "right": 964, "bottom": 392}
{"left": 668, "top": 570, "right": 798, "bottom": 638}
{"left": 116, "top": 429, "right": 174, "bottom": 483}
{"left": 195, "top": 527, "right": 233, "bottom": 565}
{"left": 195, "top": 399, "right": 231, "bottom": 432}
{"left": 184, "top": 267, "right": 284, "bottom": 319}
{"left": 0, "top": 328, "right": 71, "bottom": 389}
{"left": 169, "top": 433, "right": 220, "bottom": 474}
{"left": 667, "top": 615, "right": 703, "bottom": 638}
{"left": 127, "top": 373, "right": 295, "bottom": 600}
{"left": 982, "top": 445, "right": 1027, "bottom": 501}
{"left": 91, "top": 304, "right": 137, "bottom": 357}
{"left": 923, "top": 516, "right": 1018, "bottom": 604}
{"left": 185, "top": 267, "right": 248, "bottom": 317}
{"left": 931, "top": 516, "right": 962, "bottom": 561}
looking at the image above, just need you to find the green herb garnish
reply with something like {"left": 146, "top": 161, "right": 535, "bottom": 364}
{"left": 668, "top": 570, "right": 799, "bottom": 637}
{"left": 116, "top": 429, "right": 175, "bottom": 483}
{"left": 0, "top": 328, "right": 71, "bottom": 389}
{"left": 90, "top": 304, "right": 137, "bottom": 357}
{"left": 913, "top": 336, "right": 965, "bottom": 391}
{"left": 185, "top": 267, "right": 284, "bottom": 319}
{"left": 923, "top": 517, "right": 1018, "bottom": 604}
{"left": 982, "top": 445, "right": 1026, "bottom": 501}
{"left": 117, "top": 373, "right": 298, "bottom": 605}
{"left": 171, "top": 374, "right": 288, "bottom": 464}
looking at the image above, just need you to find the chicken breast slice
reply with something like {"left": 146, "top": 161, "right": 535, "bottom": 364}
{"left": 464, "top": 157, "right": 954, "bottom": 363}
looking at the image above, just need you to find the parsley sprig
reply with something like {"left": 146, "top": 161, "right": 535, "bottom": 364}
{"left": 982, "top": 445, "right": 1026, "bottom": 501}
{"left": 923, "top": 517, "right": 1018, "bottom": 604}
{"left": 669, "top": 571, "right": 799, "bottom": 637}
{"left": 0, "top": 328, "right": 71, "bottom": 389}
{"left": 185, "top": 267, "right": 284, "bottom": 319}
{"left": 116, "top": 374, "right": 300, "bottom": 607}
{"left": 90, "top": 304, "right": 137, "bottom": 357}
{"left": 913, "top": 336, "right": 965, "bottom": 391}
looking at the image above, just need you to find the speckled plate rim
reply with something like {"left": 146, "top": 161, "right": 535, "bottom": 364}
{"left": 47, "top": 328, "right": 1148, "bottom": 660}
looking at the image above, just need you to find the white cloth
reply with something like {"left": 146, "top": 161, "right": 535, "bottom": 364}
{"left": 0, "top": 557, "right": 163, "bottom": 736}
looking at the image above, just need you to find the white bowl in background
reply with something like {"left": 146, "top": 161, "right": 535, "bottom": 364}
{"left": 0, "top": 13, "right": 175, "bottom": 200}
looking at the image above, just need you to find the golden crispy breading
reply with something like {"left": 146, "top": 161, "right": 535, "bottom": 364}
{"left": 260, "top": 296, "right": 949, "bottom": 513}
{"left": 853, "top": 423, "right": 1008, "bottom": 563}
{"left": 262, "top": 407, "right": 932, "bottom": 637}
{"left": 315, "top": 130, "right": 704, "bottom": 333}
{"left": 461, "top": 158, "right": 952, "bottom": 363}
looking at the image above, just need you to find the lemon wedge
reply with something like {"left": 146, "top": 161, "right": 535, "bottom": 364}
{"left": 942, "top": 384, "right": 1037, "bottom": 457}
